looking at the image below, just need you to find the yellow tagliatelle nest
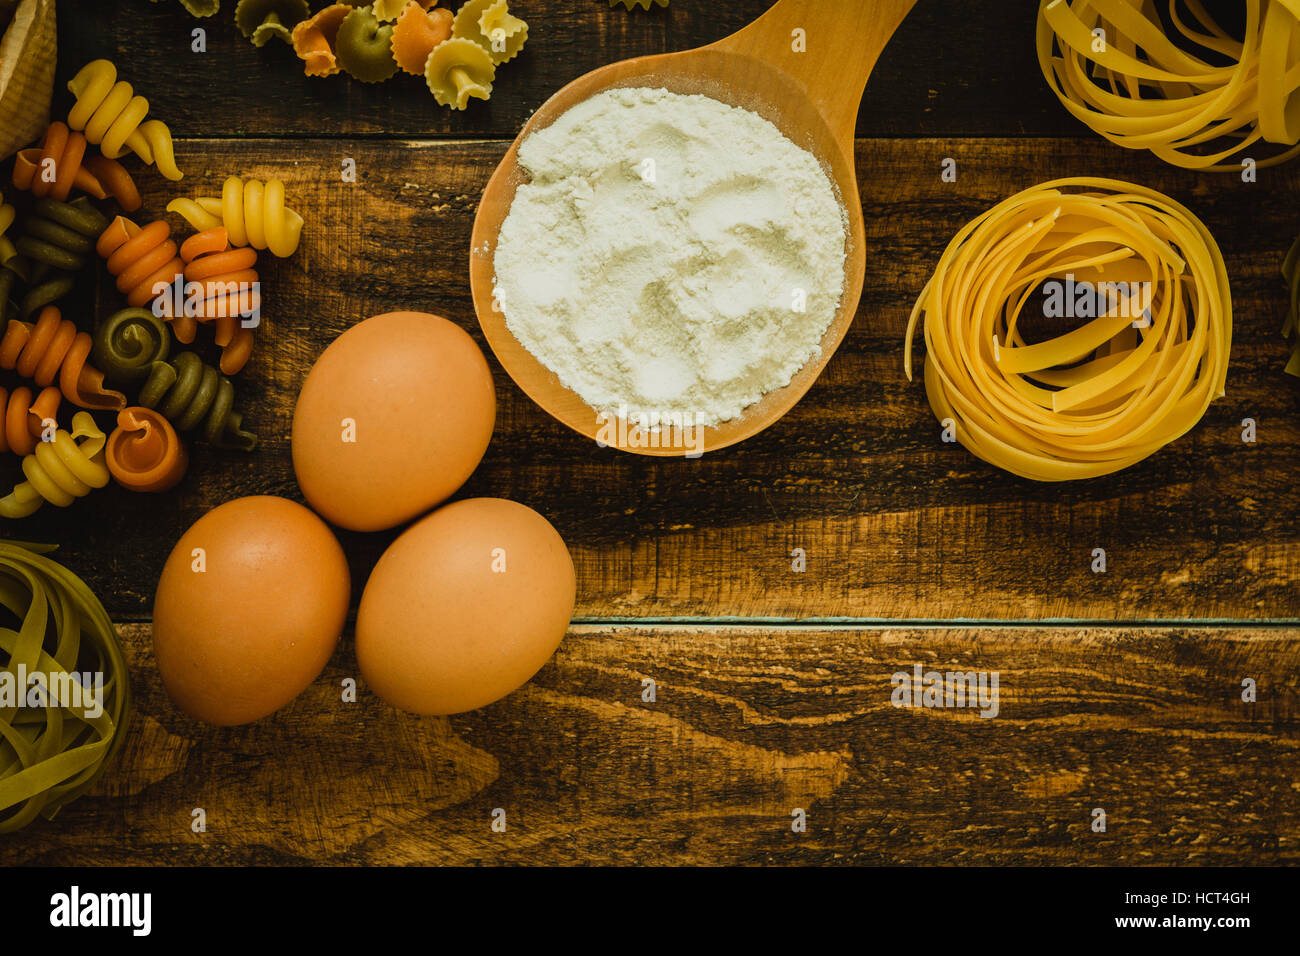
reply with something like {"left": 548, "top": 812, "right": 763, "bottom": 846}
{"left": 425, "top": 37, "right": 496, "bottom": 109}
{"left": 904, "top": 178, "right": 1232, "bottom": 482}
{"left": 1038, "top": 0, "right": 1300, "bottom": 171}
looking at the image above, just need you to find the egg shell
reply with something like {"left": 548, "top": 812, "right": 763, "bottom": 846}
{"left": 357, "top": 497, "right": 575, "bottom": 715}
{"left": 152, "top": 495, "right": 351, "bottom": 726}
{"left": 291, "top": 311, "right": 497, "bottom": 532}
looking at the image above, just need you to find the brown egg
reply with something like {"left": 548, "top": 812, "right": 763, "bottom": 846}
{"left": 291, "top": 311, "right": 496, "bottom": 532}
{"left": 152, "top": 496, "right": 351, "bottom": 726}
{"left": 357, "top": 498, "right": 575, "bottom": 715}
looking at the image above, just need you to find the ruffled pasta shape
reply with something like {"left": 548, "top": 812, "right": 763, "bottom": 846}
{"left": 105, "top": 406, "right": 188, "bottom": 493}
{"left": 291, "top": 3, "right": 352, "bottom": 77}
{"left": 0, "top": 541, "right": 130, "bottom": 832}
{"left": 372, "top": 0, "right": 409, "bottom": 21}
{"left": 0, "top": 411, "right": 110, "bottom": 518}
{"left": 11, "top": 123, "right": 142, "bottom": 210}
{"left": 0, "top": 307, "right": 127, "bottom": 411}
{"left": 66, "top": 60, "right": 183, "bottom": 181}
{"left": 91, "top": 307, "right": 172, "bottom": 384}
{"left": 234, "top": 0, "right": 310, "bottom": 47}
{"left": 139, "top": 352, "right": 258, "bottom": 450}
{"left": 426, "top": 37, "right": 496, "bottom": 109}
{"left": 1037, "top": 0, "right": 1300, "bottom": 171}
{"left": 97, "top": 216, "right": 185, "bottom": 312}
{"left": 391, "top": 2, "right": 453, "bottom": 76}
{"left": 178, "top": 0, "right": 221, "bottom": 16}
{"left": 179, "top": 227, "right": 260, "bottom": 375}
{"left": 903, "top": 177, "right": 1232, "bottom": 482}
{"left": 336, "top": 7, "right": 399, "bottom": 83}
{"left": 0, "top": 385, "right": 60, "bottom": 457}
{"left": 454, "top": 0, "right": 527, "bottom": 65}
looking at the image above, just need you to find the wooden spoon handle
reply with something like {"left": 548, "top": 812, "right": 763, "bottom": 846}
{"left": 711, "top": 0, "right": 918, "bottom": 144}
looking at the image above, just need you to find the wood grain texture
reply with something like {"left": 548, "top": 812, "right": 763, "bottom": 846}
{"left": 54, "top": 0, "right": 1077, "bottom": 142}
{"left": 0, "top": 623, "right": 1293, "bottom": 865}
{"left": 6, "top": 137, "right": 1298, "bottom": 622}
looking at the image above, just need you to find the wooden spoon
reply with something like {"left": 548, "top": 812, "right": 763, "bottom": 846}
{"left": 470, "top": 0, "right": 918, "bottom": 456}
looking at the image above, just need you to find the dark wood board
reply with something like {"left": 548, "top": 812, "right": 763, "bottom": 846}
{"left": 0, "top": 624, "right": 1294, "bottom": 866}
{"left": 1, "top": 0, "right": 1296, "bottom": 868}
{"left": 5, "top": 137, "right": 1299, "bottom": 623}
{"left": 55, "top": 0, "right": 1077, "bottom": 142}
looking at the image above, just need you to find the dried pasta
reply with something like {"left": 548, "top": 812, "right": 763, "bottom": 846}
{"left": 139, "top": 352, "right": 258, "bottom": 451}
{"left": 11, "top": 123, "right": 142, "bottom": 210}
{"left": 167, "top": 176, "right": 304, "bottom": 258}
{"left": 105, "top": 406, "right": 188, "bottom": 493}
{"left": 426, "top": 37, "right": 496, "bottom": 110}
{"left": 391, "top": 2, "right": 453, "bottom": 76}
{"left": 0, "top": 540, "right": 130, "bottom": 832}
{"left": 291, "top": 3, "right": 352, "bottom": 76}
{"left": 66, "top": 60, "right": 183, "bottom": 181}
{"left": 0, "top": 307, "right": 127, "bottom": 411}
{"left": 903, "top": 177, "right": 1232, "bottom": 482}
{"left": 1037, "top": 0, "right": 1300, "bottom": 171}
{"left": 372, "top": 0, "right": 408, "bottom": 21}
{"left": 454, "top": 0, "right": 527, "bottom": 65}
{"left": 0, "top": 412, "right": 110, "bottom": 518}
{"left": 97, "top": 216, "right": 185, "bottom": 312}
{"left": 179, "top": 227, "right": 260, "bottom": 375}
{"left": 0, "top": 385, "right": 60, "bottom": 457}
{"left": 336, "top": 7, "right": 399, "bottom": 83}
{"left": 91, "top": 307, "right": 171, "bottom": 384}
{"left": 13, "top": 197, "right": 108, "bottom": 277}
{"left": 234, "top": 0, "right": 310, "bottom": 46}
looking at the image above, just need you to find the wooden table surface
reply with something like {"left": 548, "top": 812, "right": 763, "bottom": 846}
{"left": 1, "top": 0, "right": 1297, "bottom": 865}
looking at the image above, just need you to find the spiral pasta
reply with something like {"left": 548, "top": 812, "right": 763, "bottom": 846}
{"left": 13, "top": 197, "right": 109, "bottom": 277}
{"left": 139, "top": 352, "right": 258, "bottom": 451}
{"left": 0, "top": 411, "right": 110, "bottom": 518}
{"left": 91, "top": 307, "right": 171, "bottom": 384}
{"left": 1037, "top": 0, "right": 1300, "bottom": 171}
{"left": 96, "top": 216, "right": 185, "bottom": 312}
{"left": 105, "top": 406, "right": 188, "bottom": 493}
{"left": 391, "top": 2, "right": 453, "bottom": 76}
{"left": 0, "top": 540, "right": 130, "bottom": 832}
{"left": 0, "top": 192, "right": 16, "bottom": 269}
{"left": 903, "top": 177, "right": 1232, "bottom": 482}
{"left": 234, "top": 0, "right": 310, "bottom": 47}
{"left": 66, "top": 60, "right": 183, "bottom": 181}
{"left": 426, "top": 37, "right": 496, "bottom": 110}
{"left": 167, "top": 177, "right": 303, "bottom": 258}
{"left": 179, "top": 228, "right": 260, "bottom": 376}
{"left": 11, "top": 122, "right": 141, "bottom": 210}
{"left": 0, "top": 306, "right": 128, "bottom": 411}
{"left": 454, "top": 0, "right": 528, "bottom": 65}
{"left": 0, "top": 385, "right": 60, "bottom": 457}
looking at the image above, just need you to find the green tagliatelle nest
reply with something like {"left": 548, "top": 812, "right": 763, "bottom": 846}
{"left": 0, "top": 541, "right": 131, "bottom": 833}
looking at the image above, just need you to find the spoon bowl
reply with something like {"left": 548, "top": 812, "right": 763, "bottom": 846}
{"left": 470, "top": 0, "right": 916, "bottom": 455}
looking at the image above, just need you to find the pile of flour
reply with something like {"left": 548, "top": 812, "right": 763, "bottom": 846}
{"left": 492, "top": 87, "right": 847, "bottom": 427}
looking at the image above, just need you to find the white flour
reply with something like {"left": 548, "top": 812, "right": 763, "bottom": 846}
{"left": 492, "top": 87, "right": 847, "bottom": 427}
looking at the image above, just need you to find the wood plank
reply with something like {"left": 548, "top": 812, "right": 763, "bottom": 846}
{"left": 5, "top": 136, "right": 1297, "bottom": 622}
{"left": 55, "top": 0, "right": 1081, "bottom": 141}
{"left": 0, "top": 623, "right": 1294, "bottom": 865}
